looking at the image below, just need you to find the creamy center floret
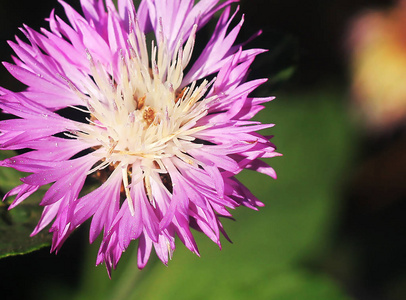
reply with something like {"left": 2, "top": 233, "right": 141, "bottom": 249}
{"left": 72, "top": 23, "right": 215, "bottom": 164}
{"left": 68, "top": 23, "right": 215, "bottom": 213}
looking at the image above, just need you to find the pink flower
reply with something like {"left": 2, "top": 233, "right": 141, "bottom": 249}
{"left": 0, "top": 0, "right": 279, "bottom": 276}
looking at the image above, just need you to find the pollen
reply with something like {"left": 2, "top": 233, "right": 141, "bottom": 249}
{"left": 137, "top": 95, "right": 146, "bottom": 110}
{"left": 143, "top": 106, "right": 155, "bottom": 125}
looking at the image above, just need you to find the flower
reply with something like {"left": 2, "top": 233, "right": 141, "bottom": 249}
{"left": 0, "top": 0, "right": 279, "bottom": 276}
{"left": 348, "top": 0, "right": 406, "bottom": 131}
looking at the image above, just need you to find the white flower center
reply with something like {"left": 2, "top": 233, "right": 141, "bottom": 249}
{"left": 68, "top": 23, "right": 215, "bottom": 214}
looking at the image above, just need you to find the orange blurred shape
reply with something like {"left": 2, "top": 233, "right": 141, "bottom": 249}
{"left": 349, "top": 0, "right": 406, "bottom": 132}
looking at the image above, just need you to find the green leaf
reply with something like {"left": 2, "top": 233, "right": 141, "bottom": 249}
{"left": 0, "top": 150, "right": 51, "bottom": 258}
{"left": 0, "top": 151, "right": 28, "bottom": 193}
{"left": 253, "top": 268, "right": 352, "bottom": 300}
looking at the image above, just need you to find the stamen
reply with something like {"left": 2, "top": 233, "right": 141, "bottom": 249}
{"left": 122, "top": 166, "right": 135, "bottom": 216}
{"left": 68, "top": 105, "right": 91, "bottom": 114}
{"left": 183, "top": 24, "right": 197, "bottom": 67}
{"left": 167, "top": 240, "right": 173, "bottom": 260}
{"left": 87, "top": 160, "right": 110, "bottom": 175}
{"left": 137, "top": 95, "right": 146, "bottom": 110}
{"left": 143, "top": 106, "right": 155, "bottom": 125}
{"left": 107, "top": 136, "right": 118, "bottom": 157}
{"left": 144, "top": 175, "right": 155, "bottom": 208}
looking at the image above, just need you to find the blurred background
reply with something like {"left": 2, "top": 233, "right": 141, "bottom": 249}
{"left": 1, "top": 0, "right": 406, "bottom": 299}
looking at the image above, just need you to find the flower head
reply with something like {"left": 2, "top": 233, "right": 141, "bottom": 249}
{"left": 0, "top": 0, "right": 279, "bottom": 275}
{"left": 348, "top": 0, "right": 406, "bottom": 131}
